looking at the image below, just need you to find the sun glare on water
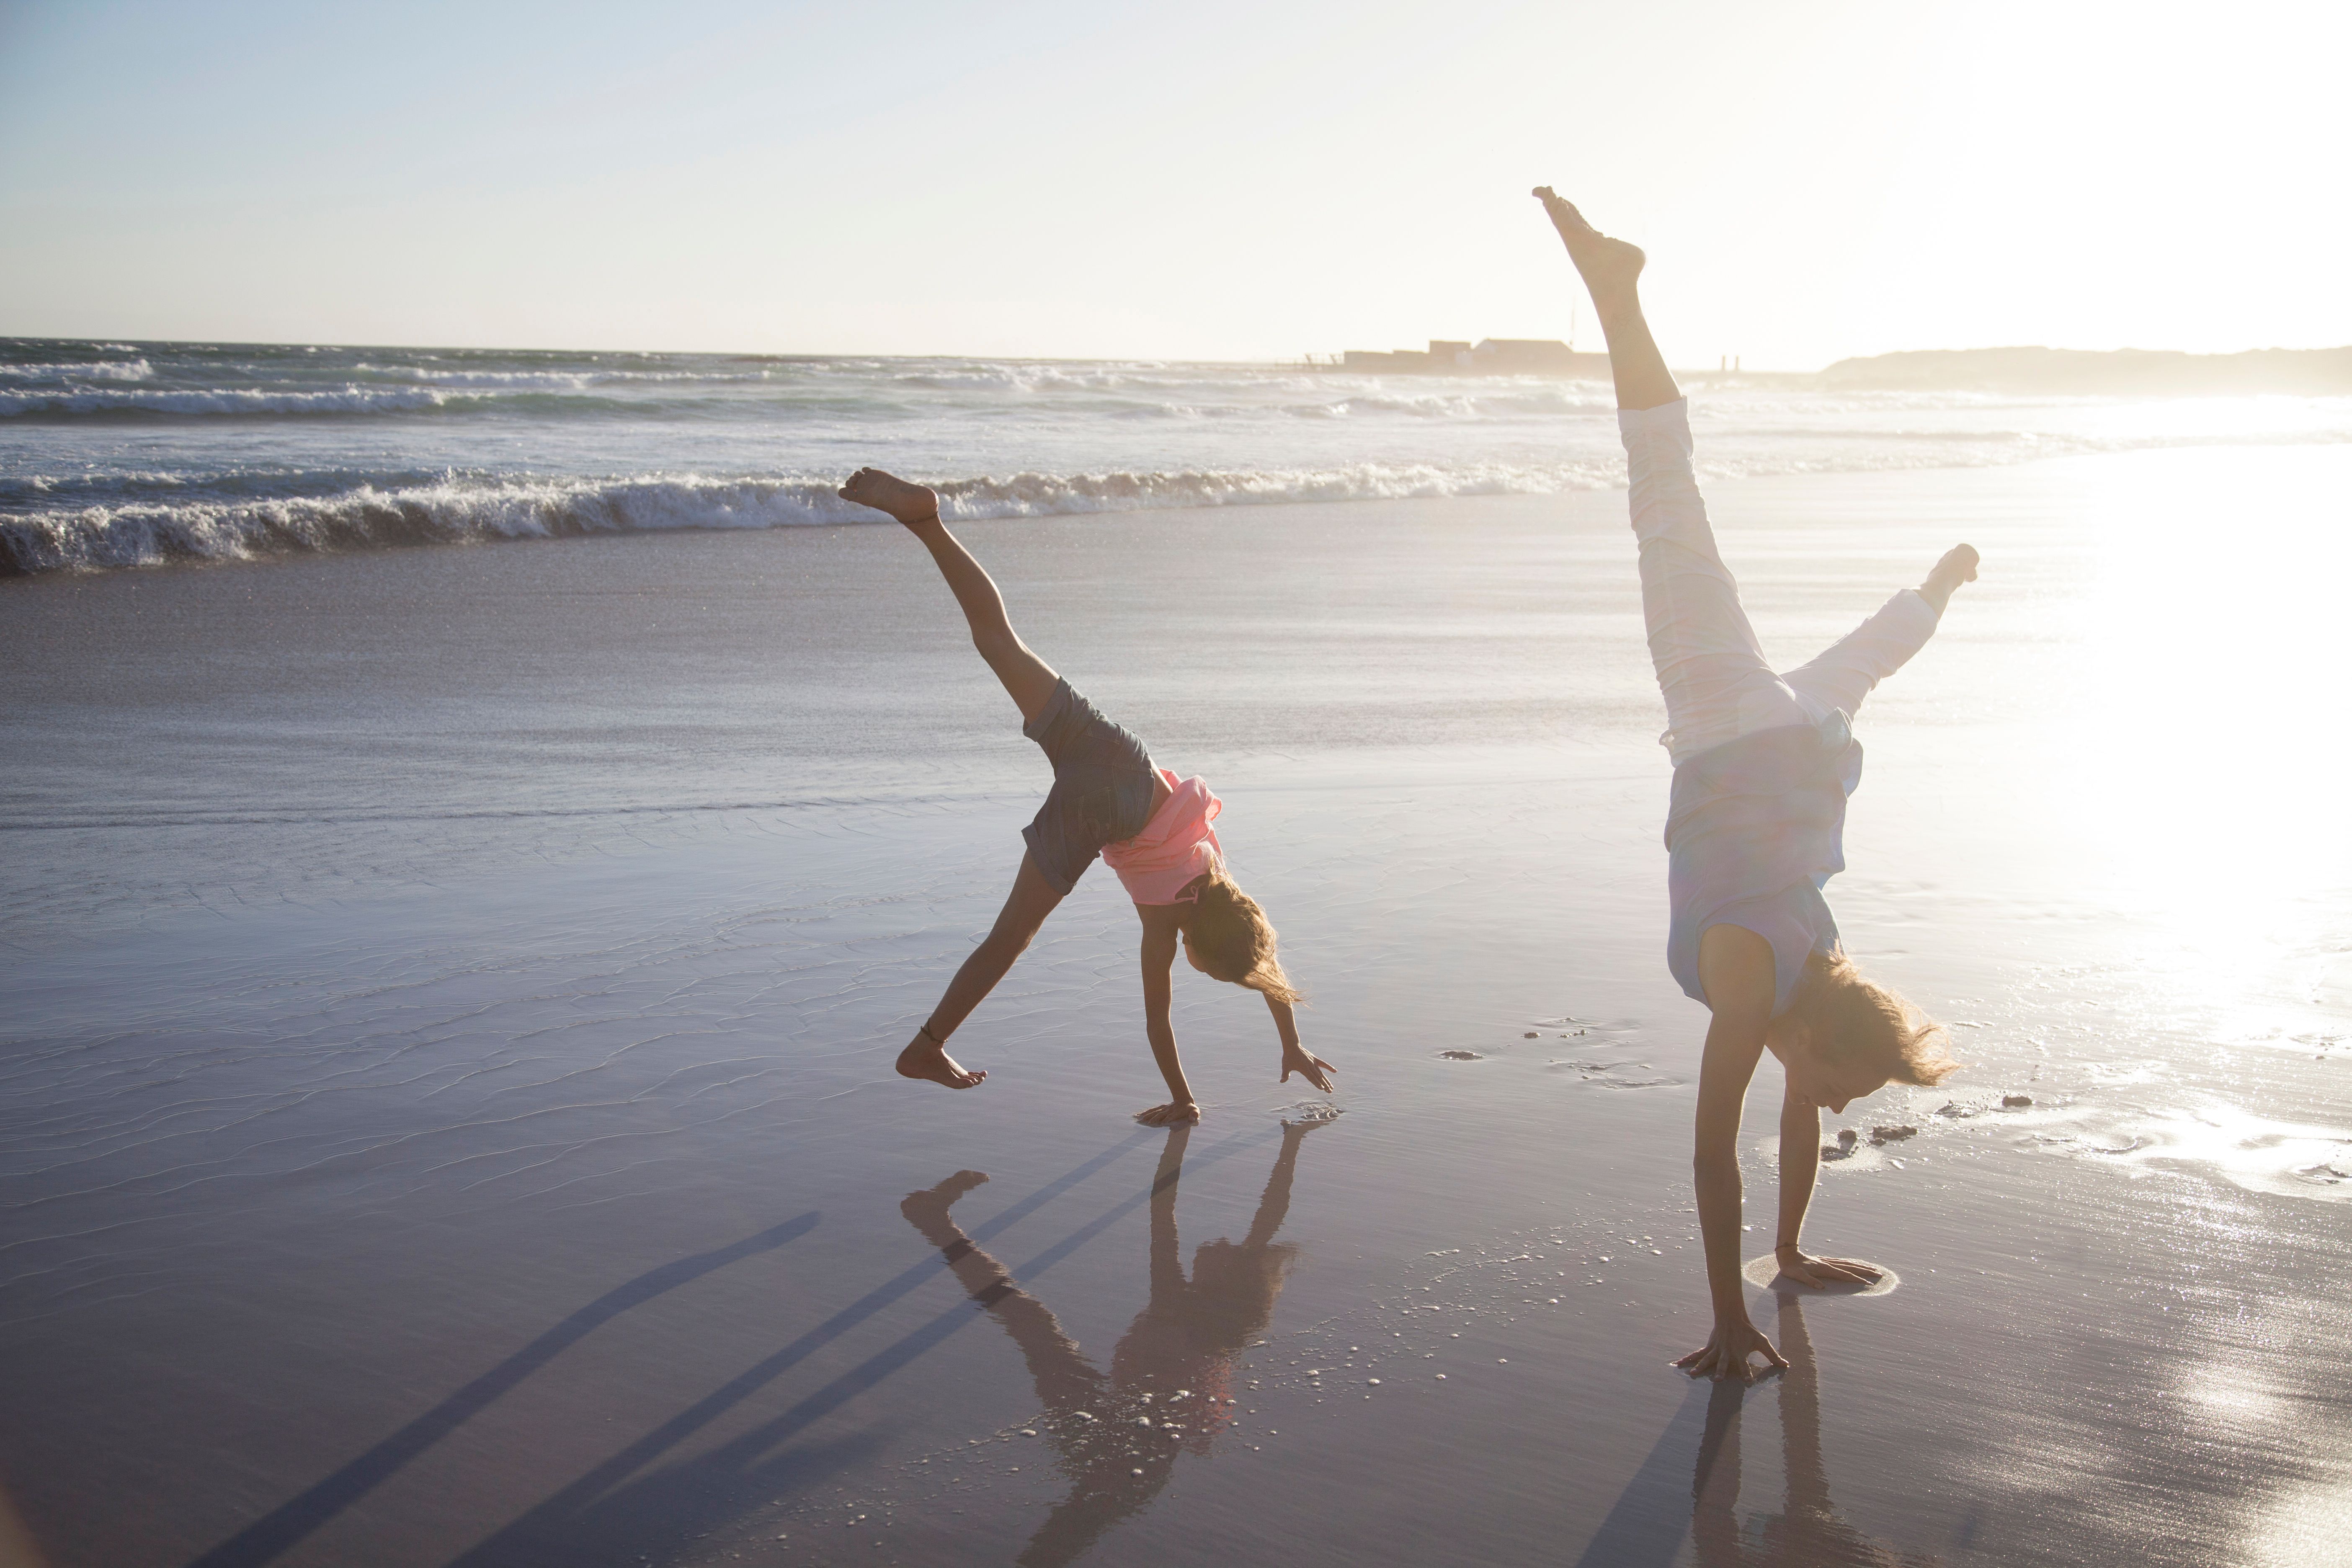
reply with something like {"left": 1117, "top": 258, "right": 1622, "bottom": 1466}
{"left": 2047, "top": 448, "right": 2352, "bottom": 1019}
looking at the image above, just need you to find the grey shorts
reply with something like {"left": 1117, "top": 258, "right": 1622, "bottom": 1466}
{"left": 1020, "top": 678, "right": 1159, "bottom": 896}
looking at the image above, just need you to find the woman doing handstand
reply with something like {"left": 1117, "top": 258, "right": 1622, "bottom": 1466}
{"left": 1533, "top": 186, "right": 1973, "bottom": 1378}
{"left": 838, "top": 469, "right": 1336, "bottom": 1125}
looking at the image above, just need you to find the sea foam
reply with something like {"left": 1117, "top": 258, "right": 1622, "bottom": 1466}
{"left": 0, "top": 463, "right": 1625, "bottom": 575}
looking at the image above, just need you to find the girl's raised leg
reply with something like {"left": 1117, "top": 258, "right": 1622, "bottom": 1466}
{"left": 838, "top": 467, "right": 1063, "bottom": 724}
{"left": 839, "top": 467, "right": 1071, "bottom": 1090}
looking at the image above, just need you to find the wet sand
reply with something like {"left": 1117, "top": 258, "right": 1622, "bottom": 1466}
{"left": 3, "top": 446, "right": 2349, "bottom": 1567}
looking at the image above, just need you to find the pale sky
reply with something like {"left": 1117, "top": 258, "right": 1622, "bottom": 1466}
{"left": 2, "top": 0, "right": 2344, "bottom": 368}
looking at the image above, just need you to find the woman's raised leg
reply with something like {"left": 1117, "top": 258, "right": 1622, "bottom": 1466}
{"left": 1535, "top": 188, "right": 1798, "bottom": 761}
{"left": 838, "top": 467, "right": 1063, "bottom": 725}
{"left": 1533, "top": 187, "right": 1677, "bottom": 414}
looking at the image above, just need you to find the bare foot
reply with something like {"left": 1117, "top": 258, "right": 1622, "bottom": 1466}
{"left": 897, "top": 1029, "right": 986, "bottom": 1089}
{"left": 1133, "top": 1100, "right": 1201, "bottom": 1127}
{"left": 1279, "top": 1043, "right": 1337, "bottom": 1092}
{"left": 1532, "top": 186, "right": 1645, "bottom": 307}
{"left": 1919, "top": 543, "right": 1981, "bottom": 613}
{"left": 838, "top": 467, "right": 941, "bottom": 529}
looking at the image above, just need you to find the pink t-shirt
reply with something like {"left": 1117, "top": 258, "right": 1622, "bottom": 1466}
{"left": 1103, "top": 769, "right": 1224, "bottom": 905}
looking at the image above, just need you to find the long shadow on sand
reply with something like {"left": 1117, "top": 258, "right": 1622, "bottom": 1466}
{"left": 1576, "top": 1297, "right": 1934, "bottom": 1567}
{"left": 437, "top": 1127, "right": 1275, "bottom": 1567}
{"left": 186, "top": 1212, "right": 823, "bottom": 1568}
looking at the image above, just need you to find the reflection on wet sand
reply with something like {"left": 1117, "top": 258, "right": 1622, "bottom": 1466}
{"left": 1691, "top": 1298, "right": 1935, "bottom": 1568}
{"left": 902, "top": 1119, "right": 1322, "bottom": 1567}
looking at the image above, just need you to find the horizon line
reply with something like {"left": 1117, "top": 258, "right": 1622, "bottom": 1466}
{"left": 6, "top": 331, "right": 2352, "bottom": 376}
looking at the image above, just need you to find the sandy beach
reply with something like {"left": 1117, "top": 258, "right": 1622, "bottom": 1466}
{"left": 5, "top": 446, "right": 2350, "bottom": 1568}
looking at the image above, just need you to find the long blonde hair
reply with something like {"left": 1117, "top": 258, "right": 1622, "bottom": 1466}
{"left": 1179, "top": 870, "right": 1300, "bottom": 1006}
{"left": 1791, "top": 949, "right": 1959, "bottom": 1086}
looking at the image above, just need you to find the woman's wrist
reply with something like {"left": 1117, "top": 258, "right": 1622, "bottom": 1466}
{"left": 1774, "top": 1239, "right": 1801, "bottom": 1254}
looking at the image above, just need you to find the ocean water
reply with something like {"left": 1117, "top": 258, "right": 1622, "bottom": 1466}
{"left": 7, "top": 336, "right": 2351, "bottom": 575}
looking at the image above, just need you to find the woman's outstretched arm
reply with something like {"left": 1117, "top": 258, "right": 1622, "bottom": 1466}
{"left": 839, "top": 467, "right": 1062, "bottom": 724}
{"left": 1675, "top": 924, "right": 1790, "bottom": 1381}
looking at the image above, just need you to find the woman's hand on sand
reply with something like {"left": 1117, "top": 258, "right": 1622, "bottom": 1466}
{"left": 1774, "top": 1249, "right": 1884, "bottom": 1290}
{"left": 1279, "top": 1043, "right": 1336, "bottom": 1092}
{"left": 1134, "top": 1100, "right": 1202, "bottom": 1127}
{"left": 1675, "top": 1316, "right": 1790, "bottom": 1381}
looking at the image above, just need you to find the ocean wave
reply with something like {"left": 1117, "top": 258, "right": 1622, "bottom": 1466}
{"left": 0, "top": 384, "right": 679, "bottom": 420}
{"left": 0, "top": 462, "right": 1626, "bottom": 575}
{"left": 0, "top": 384, "right": 454, "bottom": 418}
{"left": 1307, "top": 388, "right": 1616, "bottom": 419}
{"left": 9, "top": 425, "right": 2350, "bottom": 577}
{"left": 352, "top": 364, "right": 597, "bottom": 390}
{"left": 351, "top": 362, "right": 781, "bottom": 389}
{"left": 888, "top": 363, "right": 1175, "bottom": 393}
{"left": 0, "top": 358, "right": 154, "bottom": 386}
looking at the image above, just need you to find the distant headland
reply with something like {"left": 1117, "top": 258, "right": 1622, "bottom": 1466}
{"left": 1313, "top": 340, "right": 2352, "bottom": 395}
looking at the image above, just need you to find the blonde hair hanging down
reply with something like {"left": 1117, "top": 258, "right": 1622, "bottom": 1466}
{"left": 1792, "top": 949, "right": 1961, "bottom": 1087}
{"left": 1180, "top": 869, "right": 1301, "bottom": 1006}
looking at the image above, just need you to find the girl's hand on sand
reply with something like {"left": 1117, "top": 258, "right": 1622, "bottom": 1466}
{"left": 1775, "top": 1250, "right": 1883, "bottom": 1290}
{"left": 1675, "top": 1317, "right": 1789, "bottom": 1382}
{"left": 1280, "top": 1044, "right": 1336, "bottom": 1092}
{"left": 1134, "top": 1100, "right": 1202, "bottom": 1127}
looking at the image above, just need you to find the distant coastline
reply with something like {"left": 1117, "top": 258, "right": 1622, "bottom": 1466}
{"left": 1317, "top": 338, "right": 2352, "bottom": 395}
